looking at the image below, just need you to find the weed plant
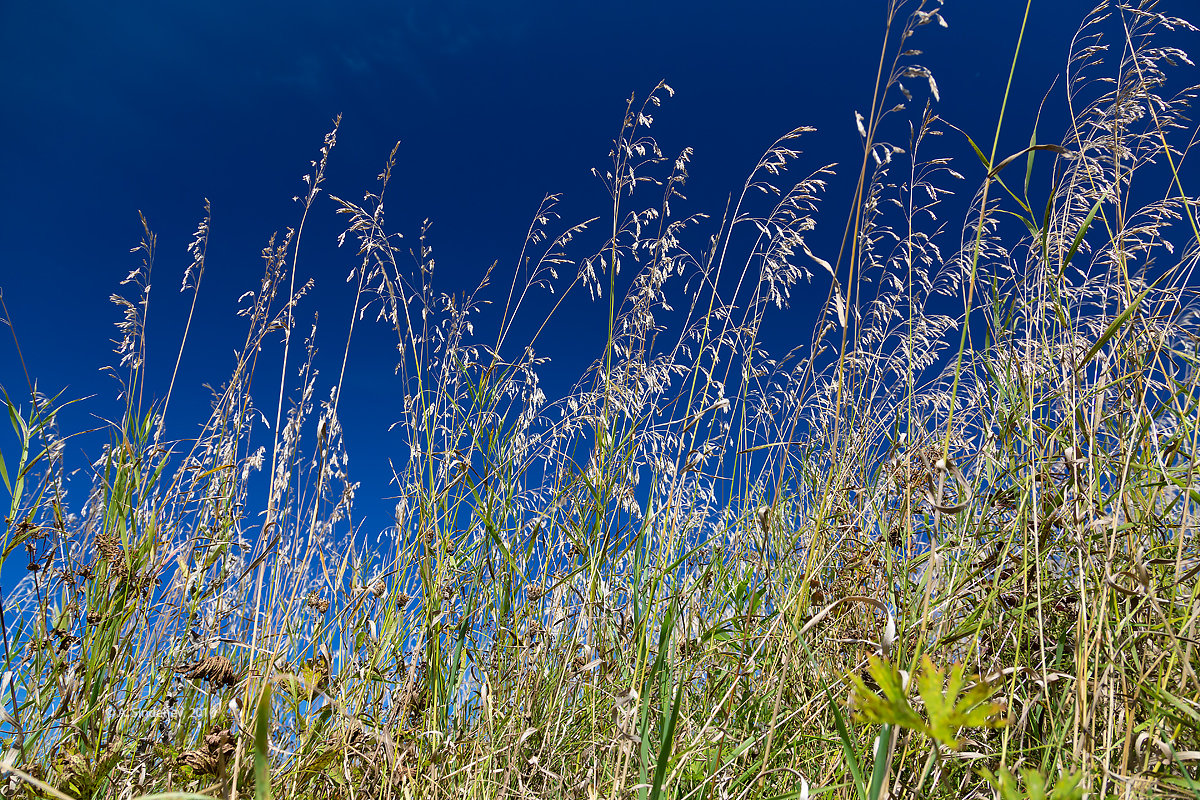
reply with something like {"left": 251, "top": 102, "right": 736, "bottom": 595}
{"left": 2, "top": 1, "right": 1200, "bottom": 798}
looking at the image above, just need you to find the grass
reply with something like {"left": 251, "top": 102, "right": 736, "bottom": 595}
{"left": 2, "top": 1, "right": 1200, "bottom": 797}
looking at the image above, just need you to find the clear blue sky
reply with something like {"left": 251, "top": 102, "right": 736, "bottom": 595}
{"left": 0, "top": 1, "right": 1185, "bottom": 540}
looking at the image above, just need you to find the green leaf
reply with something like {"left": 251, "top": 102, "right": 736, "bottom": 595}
{"left": 828, "top": 691, "right": 867, "bottom": 800}
{"left": 6, "top": 399, "right": 26, "bottom": 440}
{"left": 866, "top": 725, "right": 891, "bottom": 800}
{"left": 847, "top": 660, "right": 923, "bottom": 732}
{"left": 917, "top": 656, "right": 1006, "bottom": 750}
{"left": 648, "top": 669, "right": 686, "bottom": 800}
{"left": 1047, "top": 770, "right": 1084, "bottom": 800}
{"left": 850, "top": 657, "right": 1006, "bottom": 751}
{"left": 254, "top": 684, "right": 273, "bottom": 800}
{"left": 1060, "top": 193, "right": 1104, "bottom": 274}
{"left": 1075, "top": 281, "right": 1156, "bottom": 372}
{"left": 979, "top": 767, "right": 1082, "bottom": 800}
{"left": 962, "top": 131, "right": 992, "bottom": 173}
{"left": 986, "top": 144, "right": 1068, "bottom": 180}
{"left": 1024, "top": 127, "right": 1037, "bottom": 196}
{"left": 0, "top": 433, "right": 11, "bottom": 496}
{"left": 1023, "top": 768, "right": 1047, "bottom": 800}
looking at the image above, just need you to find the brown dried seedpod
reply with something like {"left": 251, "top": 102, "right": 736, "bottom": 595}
{"left": 57, "top": 739, "right": 125, "bottom": 796}
{"left": 399, "top": 685, "right": 429, "bottom": 720}
{"left": 176, "top": 748, "right": 221, "bottom": 776}
{"left": 177, "top": 727, "right": 236, "bottom": 776}
{"left": 93, "top": 533, "right": 128, "bottom": 578}
{"left": 12, "top": 519, "right": 41, "bottom": 541}
{"left": 178, "top": 655, "right": 241, "bottom": 688}
{"left": 305, "top": 591, "right": 331, "bottom": 614}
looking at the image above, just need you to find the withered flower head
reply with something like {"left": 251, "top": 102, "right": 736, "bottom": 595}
{"left": 93, "top": 534, "right": 128, "bottom": 578}
{"left": 176, "top": 727, "right": 236, "bottom": 776}
{"left": 305, "top": 591, "right": 331, "bottom": 614}
{"left": 399, "top": 685, "right": 429, "bottom": 718}
{"left": 178, "top": 655, "right": 241, "bottom": 688}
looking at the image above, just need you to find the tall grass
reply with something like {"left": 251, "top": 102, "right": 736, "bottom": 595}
{"left": 2, "top": 1, "right": 1200, "bottom": 797}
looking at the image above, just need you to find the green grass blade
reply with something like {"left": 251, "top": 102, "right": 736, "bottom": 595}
{"left": 1076, "top": 283, "right": 1153, "bottom": 371}
{"left": 1024, "top": 127, "right": 1037, "bottom": 196}
{"left": 1060, "top": 192, "right": 1105, "bottom": 273}
{"left": 0, "top": 442, "right": 10, "bottom": 497}
{"left": 866, "top": 725, "right": 891, "bottom": 800}
{"left": 822, "top": 677, "right": 867, "bottom": 800}
{"left": 648, "top": 666, "right": 686, "bottom": 800}
{"left": 255, "top": 684, "right": 273, "bottom": 800}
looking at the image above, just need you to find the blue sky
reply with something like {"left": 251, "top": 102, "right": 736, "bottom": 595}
{"left": 0, "top": 1, "right": 1185, "bottom": 541}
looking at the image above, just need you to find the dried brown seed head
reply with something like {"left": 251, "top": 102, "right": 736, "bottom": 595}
{"left": 178, "top": 655, "right": 241, "bottom": 688}
{"left": 177, "top": 727, "right": 236, "bottom": 776}
{"left": 93, "top": 534, "right": 128, "bottom": 578}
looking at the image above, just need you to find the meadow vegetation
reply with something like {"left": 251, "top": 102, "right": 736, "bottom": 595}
{"left": 2, "top": 1, "right": 1200, "bottom": 797}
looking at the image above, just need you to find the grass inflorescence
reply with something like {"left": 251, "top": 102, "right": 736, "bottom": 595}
{"left": 2, "top": 1, "right": 1200, "bottom": 798}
